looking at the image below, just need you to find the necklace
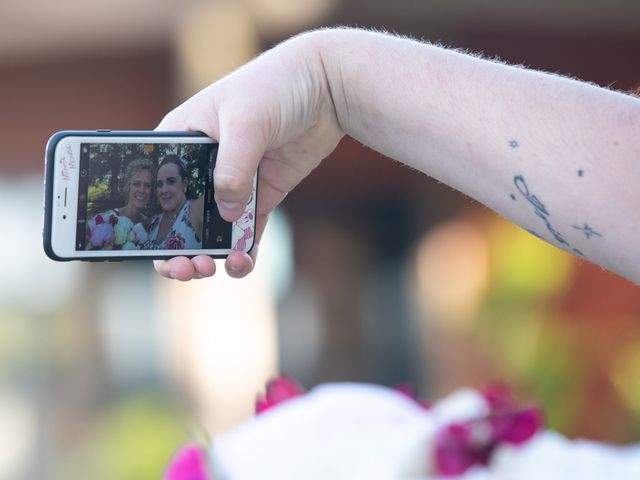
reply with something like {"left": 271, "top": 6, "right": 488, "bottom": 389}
{"left": 158, "top": 211, "right": 177, "bottom": 242}
{"left": 163, "top": 200, "right": 186, "bottom": 229}
{"left": 165, "top": 202, "right": 185, "bottom": 224}
{"left": 163, "top": 212, "right": 178, "bottom": 228}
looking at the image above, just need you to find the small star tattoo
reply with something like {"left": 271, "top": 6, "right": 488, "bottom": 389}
{"left": 572, "top": 223, "right": 602, "bottom": 239}
{"left": 577, "top": 169, "right": 584, "bottom": 177}
{"left": 508, "top": 140, "right": 519, "bottom": 149}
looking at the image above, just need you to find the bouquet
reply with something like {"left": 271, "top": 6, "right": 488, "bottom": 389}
{"left": 86, "top": 212, "right": 148, "bottom": 250}
{"left": 163, "top": 377, "right": 640, "bottom": 479}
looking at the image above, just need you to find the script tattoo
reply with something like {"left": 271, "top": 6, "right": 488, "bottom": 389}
{"left": 513, "top": 175, "right": 585, "bottom": 256}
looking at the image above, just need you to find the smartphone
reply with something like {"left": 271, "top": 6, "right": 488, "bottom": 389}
{"left": 44, "top": 130, "right": 257, "bottom": 261}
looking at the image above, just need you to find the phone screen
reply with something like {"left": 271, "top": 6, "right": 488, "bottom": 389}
{"left": 77, "top": 141, "right": 230, "bottom": 251}
{"left": 45, "top": 133, "right": 256, "bottom": 260}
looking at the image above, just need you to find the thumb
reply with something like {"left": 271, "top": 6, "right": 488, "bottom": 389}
{"left": 214, "top": 112, "right": 269, "bottom": 221}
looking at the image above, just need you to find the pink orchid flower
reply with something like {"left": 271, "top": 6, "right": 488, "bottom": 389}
{"left": 434, "top": 384, "right": 543, "bottom": 476}
{"left": 255, "top": 375, "right": 306, "bottom": 414}
{"left": 164, "top": 443, "right": 211, "bottom": 480}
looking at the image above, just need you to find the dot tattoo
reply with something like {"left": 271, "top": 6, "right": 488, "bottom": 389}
{"left": 508, "top": 140, "right": 519, "bottom": 149}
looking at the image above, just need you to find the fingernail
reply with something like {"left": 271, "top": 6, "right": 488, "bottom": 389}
{"left": 229, "top": 264, "right": 242, "bottom": 274}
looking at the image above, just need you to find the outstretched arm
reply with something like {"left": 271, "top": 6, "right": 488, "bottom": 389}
{"left": 156, "top": 28, "right": 640, "bottom": 283}
{"left": 321, "top": 29, "right": 640, "bottom": 283}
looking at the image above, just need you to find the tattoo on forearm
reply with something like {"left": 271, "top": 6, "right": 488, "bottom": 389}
{"left": 511, "top": 175, "right": 599, "bottom": 257}
{"left": 509, "top": 140, "right": 520, "bottom": 149}
{"left": 573, "top": 223, "right": 602, "bottom": 239}
{"left": 514, "top": 174, "right": 569, "bottom": 247}
{"left": 527, "top": 229, "right": 544, "bottom": 240}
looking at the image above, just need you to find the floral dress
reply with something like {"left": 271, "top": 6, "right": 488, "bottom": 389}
{"left": 148, "top": 200, "right": 202, "bottom": 250}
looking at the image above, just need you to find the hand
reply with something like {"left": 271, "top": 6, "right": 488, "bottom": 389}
{"left": 153, "top": 31, "right": 344, "bottom": 280}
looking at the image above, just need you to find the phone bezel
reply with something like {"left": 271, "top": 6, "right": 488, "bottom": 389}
{"left": 43, "top": 130, "right": 257, "bottom": 261}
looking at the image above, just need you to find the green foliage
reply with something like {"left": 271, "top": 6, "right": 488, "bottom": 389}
{"left": 487, "top": 222, "right": 574, "bottom": 302}
{"left": 174, "top": 143, "right": 210, "bottom": 199}
{"left": 88, "top": 180, "right": 110, "bottom": 203}
{"left": 526, "top": 322, "right": 584, "bottom": 432}
{"left": 59, "top": 392, "right": 190, "bottom": 480}
{"left": 86, "top": 142, "right": 214, "bottom": 207}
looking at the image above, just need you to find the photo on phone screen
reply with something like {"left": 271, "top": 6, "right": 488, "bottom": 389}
{"left": 44, "top": 132, "right": 257, "bottom": 260}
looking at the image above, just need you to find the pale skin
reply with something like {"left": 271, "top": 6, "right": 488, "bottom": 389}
{"left": 154, "top": 28, "right": 640, "bottom": 284}
{"left": 115, "top": 169, "right": 152, "bottom": 224}
{"left": 155, "top": 163, "right": 204, "bottom": 243}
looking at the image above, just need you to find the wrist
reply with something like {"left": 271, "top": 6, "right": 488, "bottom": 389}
{"left": 300, "top": 28, "right": 386, "bottom": 143}
{"left": 289, "top": 28, "right": 354, "bottom": 137}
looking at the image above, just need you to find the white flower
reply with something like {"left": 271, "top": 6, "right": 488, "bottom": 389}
{"left": 490, "top": 431, "right": 640, "bottom": 480}
{"left": 211, "top": 383, "right": 436, "bottom": 480}
{"left": 178, "top": 383, "right": 640, "bottom": 480}
{"left": 129, "top": 222, "right": 148, "bottom": 244}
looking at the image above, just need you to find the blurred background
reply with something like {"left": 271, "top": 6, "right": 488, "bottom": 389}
{"left": 1, "top": 0, "right": 640, "bottom": 478}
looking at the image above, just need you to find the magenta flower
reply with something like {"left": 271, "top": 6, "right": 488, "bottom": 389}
{"left": 165, "top": 234, "right": 186, "bottom": 250}
{"left": 164, "top": 443, "right": 211, "bottom": 480}
{"left": 490, "top": 407, "right": 543, "bottom": 445}
{"left": 433, "top": 385, "right": 543, "bottom": 476}
{"left": 482, "top": 383, "right": 513, "bottom": 410}
{"left": 255, "top": 375, "right": 306, "bottom": 414}
{"left": 434, "top": 423, "right": 488, "bottom": 476}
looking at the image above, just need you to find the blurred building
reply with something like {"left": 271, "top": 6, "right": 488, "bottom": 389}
{"left": 1, "top": 1, "right": 639, "bottom": 478}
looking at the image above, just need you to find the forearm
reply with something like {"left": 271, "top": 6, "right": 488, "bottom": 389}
{"left": 314, "top": 28, "right": 640, "bottom": 284}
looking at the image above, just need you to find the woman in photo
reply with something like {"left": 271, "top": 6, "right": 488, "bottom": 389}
{"left": 86, "top": 158, "right": 154, "bottom": 250}
{"left": 149, "top": 154, "right": 204, "bottom": 250}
